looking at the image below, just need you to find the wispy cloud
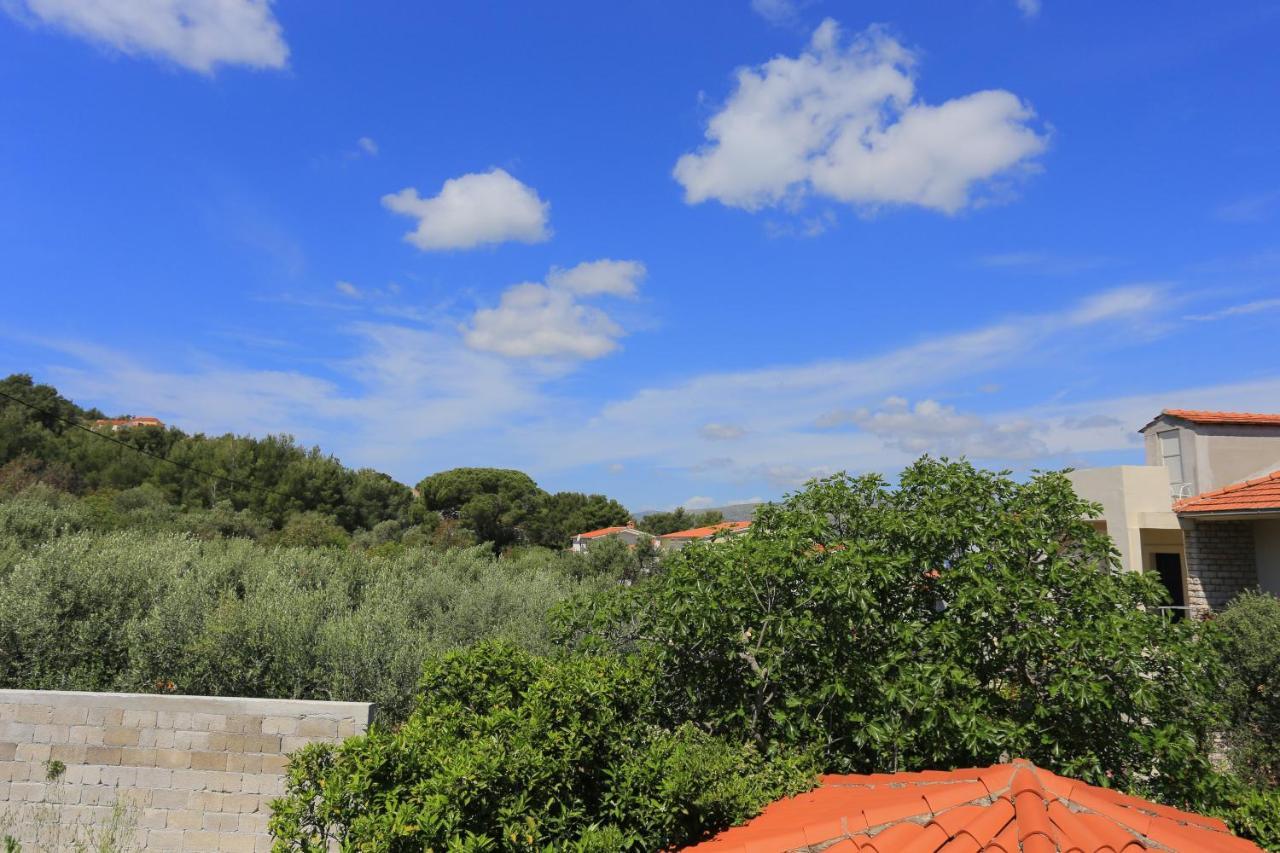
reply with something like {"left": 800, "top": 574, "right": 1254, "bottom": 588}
{"left": 1184, "top": 298, "right": 1280, "bottom": 322}
{"left": 1214, "top": 189, "right": 1280, "bottom": 223}
{"left": 4, "top": 0, "right": 289, "bottom": 73}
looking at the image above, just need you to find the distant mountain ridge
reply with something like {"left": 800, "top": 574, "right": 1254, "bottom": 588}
{"left": 634, "top": 502, "right": 763, "bottom": 523}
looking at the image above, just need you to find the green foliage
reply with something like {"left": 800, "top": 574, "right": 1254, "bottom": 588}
{"left": 269, "top": 642, "right": 814, "bottom": 851}
{"left": 1216, "top": 784, "right": 1280, "bottom": 851}
{"left": 417, "top": 467, "right": 543, "bottom": 550}
{"left": 0, "top": 521, "right": 616, "bottom": 722}
{"left": 637, "top": 506, "right": 723, "bottom": 536}
{"left": 1215, "top": 590, "right": 1280, "bottom": 787}
{"left": 563, "top": 459, "right": 1224, "bottom": 805}
{"left": 524, "top": 491, "right": 632, "bottom": 549}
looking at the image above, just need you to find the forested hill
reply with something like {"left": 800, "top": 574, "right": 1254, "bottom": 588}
{"left": 0, "top": 373, "right": 630, "bottom": 549}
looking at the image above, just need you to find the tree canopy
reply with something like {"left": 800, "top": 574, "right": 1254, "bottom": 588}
{"left": 637, "top": 506, "right": 723, "bottom": 535}
{"left": 563, "top": 459, "right": 1223, "bottom": 806}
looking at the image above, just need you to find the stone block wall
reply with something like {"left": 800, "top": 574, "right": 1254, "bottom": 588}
{"left": 0, "top": 690, "right": 371, "bottom": 851}
{"left": 1183, "top": 519, "right": 1259, "bottom": 616}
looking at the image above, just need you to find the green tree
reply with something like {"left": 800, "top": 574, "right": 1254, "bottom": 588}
{"left": 269, "top": 641, "right": 814, "bottom": 851}
{"left": 524, "top": 491, "right": 632, "bottom": 548}
{"left": 637, "top": 506, "right": 723, "bottom": 535}
{"left": 1215, "top": 590, "right": 1280, "bottom": 787}
{"left": 563, "top": 459, "right": 1223, "bottom": 806}
{"left": 417, "top": 467, "right": 544, "bottom": 550}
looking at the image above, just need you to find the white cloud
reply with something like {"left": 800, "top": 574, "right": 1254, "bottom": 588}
{"left": 673, "top": 20, "right": 1047, "bottom": 214}
{"left": 335, "top": 280, "right": 361, "bottom": 298}
{"left": 751, "top": 0, "right": 801, "bottom": 25}
{"left": 463, "top": 259, "right": 645, "bottom": 360}
{"left": 382, "top": 168, "right": 550, "bottom": 251}
{"left": 819, "top": 397, "right": 1046, "bottom": 459}
{"left": 7, "top": 0, "right": 288, "bottom": 73}
{"left": 682, "top": 495, "right": 717, "bottom": 509}
{"left": 1015, "top": 0, "right": 1041, "bottom": 19}
{"left": 700, "top": 422, "right": 746, "bottom": 440}
{"left": 356, "top": 136, "right": 378, "bottom": 157}
{"left": 1066, "top": 284, "right": 1163, "bottom": 325}
{"left": 546, "top": 259, "right": 645, "bottom": 297}
{"left": 1185, "top": 298, "right": 1280, "bottom": 322}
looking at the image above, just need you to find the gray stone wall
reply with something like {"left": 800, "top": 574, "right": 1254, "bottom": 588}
{"left": 0, "top": 690, "right": 371, "bottom": 851}
{"left": 1183, "top": 519, "right": 1258, "bottom": 616}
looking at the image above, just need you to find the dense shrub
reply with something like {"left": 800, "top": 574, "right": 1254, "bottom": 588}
{"left": 1216, "top": 590, "right": 1280, "bottom": 787}
{"left": 0, "top": 525, "right": 613, "bottom": 722}
{"left": 562, "top": 460, "right": 1224, "bottom": 806}
{"left": 269, "top": 642, "right": 814, "bottom": 851}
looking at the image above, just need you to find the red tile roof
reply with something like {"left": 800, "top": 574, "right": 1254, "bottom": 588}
{"left": 660, "top": 520, "right": 751, "bottom": 540}
{"left": 574, "top": 525, "right": 638, "bottom": 540}
{"left": 92, "top": 416, "right": 164, "bottom": 427}
{"left": 1160, "top": 409, "right": 1280, "bottom": 427}
{"left": 1175, "top": 469, "right": 1280, "bottom": 515}
{"left": 682, "top": 760, "right": 1261, "bottom": 853}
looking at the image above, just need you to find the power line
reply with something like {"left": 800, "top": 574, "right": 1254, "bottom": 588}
{"left": 0, "top": 387, "right": 295, "bottom": 501}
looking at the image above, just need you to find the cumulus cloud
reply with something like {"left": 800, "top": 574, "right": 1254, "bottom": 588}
{"left": 382, "top": 168, "right": 550, "bottom": 251}
{"left": 6, "top": 0, "right": 288, "bottom": 73}
{"left": 820, "top": 397, "right": 1046, "bottom": 459}
{"left": 463, "top": 259, "right": 645, "bottom": 360}
{"left": 700, "top": 422, "right": 746, "bottom": 440}
{"left": 673, "top": 20, "right": 1047, "bottom": 214}
{"left": 546, "top": 259, "right": 645, "bottom": 297}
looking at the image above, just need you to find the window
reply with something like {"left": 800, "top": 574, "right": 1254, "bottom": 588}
{"left": 1158, "top": 429, "right": 1184, "bottom": 484}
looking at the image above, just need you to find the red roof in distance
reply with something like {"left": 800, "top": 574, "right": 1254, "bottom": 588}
{"left": 574, "top": 524, "right": 639, "bottom": 540}
{"left": 659, "top": 520, "right": 751, "bottom": 540}
{"left": 1175, "top": 469, "right": 1280, "bottom": 515}
{"left": 681, "top": 760, "right": 1261, "bottom": 853}
{"left": 1160, "top": 409, "right": 1280, "bottom": 427}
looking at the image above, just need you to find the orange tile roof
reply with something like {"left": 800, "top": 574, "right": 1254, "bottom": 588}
{"left": 660, "top": 520, "right": 751, "bottom": 540}
{"left": 1174, "top": 469, "right": 1280, "bottom": 515}
{"left": 681, "top": 760, "right": 1261, "bottom": 853}
{"left": 1161, "top": 409, "right": 1280, "bottom": 427}
{"left": 574, "top": 525, "right": 638, "bottom": 540}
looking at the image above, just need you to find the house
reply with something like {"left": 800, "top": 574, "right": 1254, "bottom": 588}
{"left": 569, "top": 521, "right": 651, "bottom": 552}
{"left": 681, "top": 759, "right": 1262, "bottom": 852}
{"left": 658, "top": 520, "right": 751, "bottom": 552}
{"left": 1067, "top": 409, "right": 1280, "bottom": 617}
{"left": 91, "top": 416, "right": 164, "bottom": 431}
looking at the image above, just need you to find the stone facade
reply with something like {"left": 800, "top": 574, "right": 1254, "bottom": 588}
{"left": 0, "top": 690, "right": 371, "bottom": 851}
{"left": 1182, "top": 519, "right": 1259, "bottom": 616}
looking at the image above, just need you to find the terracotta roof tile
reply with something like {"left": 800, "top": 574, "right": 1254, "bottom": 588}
{"left": 1174, "top": 469, "right": 1280, "bottom": 514}
{"left": 659, "top": 520, "right": 752, "bottom": 540}
{"left": 573, "top": 525, "right": 637, "bottom": 539}
{"left": 680, "top": 759, "right": 1263, "bottom": 852}
{"left": 1162, "top": 408, "right": 1280, "bottom": 426}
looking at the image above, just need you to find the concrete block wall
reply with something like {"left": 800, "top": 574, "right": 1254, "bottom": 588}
{"left": 0, "top": 690, "right": 371, "bottom": 851}
{"left": 1183, "top": 519, "right": 1259, "bottom": 616}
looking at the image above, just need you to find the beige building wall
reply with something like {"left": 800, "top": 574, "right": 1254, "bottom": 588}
{"left": 1066, "top": 465, "right": 1180, "bottom": 573}
{"left": 1143, "top": 419, "right": 1280, "bottom": 496}
{"left": 0, "top": 690, "right": 371, "bottom": 852}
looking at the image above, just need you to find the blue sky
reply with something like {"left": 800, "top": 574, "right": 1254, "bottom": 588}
{"left": 2, "top": 1, "right": 1279, "bottom": 510}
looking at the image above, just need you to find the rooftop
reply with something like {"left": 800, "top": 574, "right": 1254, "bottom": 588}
{"left": 1175, "top": 469, "right": 1280, "bottom": 515}
{"left": 660, "top": 520, "right": 752, "bottom": 540}
{"left": 574, "top": 524, "right": 638, "bottom": 540}
{"left": 1156, "top": 408, "right": 1280, "bottom": 428}
{"left": 682, "top": 760, "right": 1260, "bottom": 852}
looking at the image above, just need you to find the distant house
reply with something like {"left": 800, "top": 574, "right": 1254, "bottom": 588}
{"left": 569, "top": 521, "right": 651, "bottom": 553}
{"left": 658, "top": 520, "right": 751, "bottom": 552}
{"left": 1067, "top": 408, "right": 1280, "bottom": 616}
{"left": 91, "top": 416, "right": 164, "bottom": 431}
